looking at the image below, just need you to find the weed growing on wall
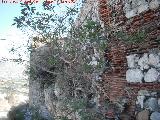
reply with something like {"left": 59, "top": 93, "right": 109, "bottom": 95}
{"left": 115, "top": 30, "right": 147, "bottom": 43}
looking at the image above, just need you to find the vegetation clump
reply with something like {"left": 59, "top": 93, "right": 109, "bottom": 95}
{"left": 7, "top": 103, "right": 52, "bottom": 120}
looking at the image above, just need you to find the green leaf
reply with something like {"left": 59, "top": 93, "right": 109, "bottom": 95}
{"left": 70, "top": 99, "right": 87, "bottom": 111}
{"left": 48, "top": 57, "right": 57, "bottom": 65}
{"left": 83, "top": 63, "right": 92, "bottom": 73}
{"left": 12, "top": 23, "right": 16, "bottom": 26}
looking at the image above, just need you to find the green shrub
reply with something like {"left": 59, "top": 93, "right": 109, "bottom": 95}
{"left": 7, "top": 103, "right": 51, "bottom": 120}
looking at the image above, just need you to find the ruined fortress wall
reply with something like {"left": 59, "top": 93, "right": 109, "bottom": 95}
{"left": 29, "top": 0, "right": 160, "bottom": 118}
{"left": 98, "top": 0, "right": 160, "bottom": 115}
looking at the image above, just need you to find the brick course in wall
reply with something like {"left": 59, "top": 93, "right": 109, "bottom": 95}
{"left": 98, "top": 0, "right": 160, "bottom": 116}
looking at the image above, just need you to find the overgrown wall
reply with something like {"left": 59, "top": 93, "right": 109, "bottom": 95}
{"left": 98, "top": 0, "right": 160, "bottom": 117}
{"left": 29, "top": 0, "right": 160, "bottom": 119}
{"left": 29, "top": 1, "right": 103, "bottom": 119}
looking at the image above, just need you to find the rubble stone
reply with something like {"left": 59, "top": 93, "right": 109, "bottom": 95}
{"left": 138, "top": 90, "right": 150, "bottom": 96}
{"left": 144, "top": 98, "right": 159, "bottom": 111}
{"left": 144, "top": 68, "right": 159, "bottom": 82}
{"left": 126, "top": 69, "right": 143, "bottom": 83}
{"left": 126, "top": 54, "right": 138, "bottom": 68}
{"left": 136, "top": 110, "right": 149, "bottom": 120}
{"left": 148, "top": 54, "right": 160, "bottom": 67}
{"left": 149, "top": 0, "right": 160, "bottom": 10}
{"left": 150, "top": 112, "right": 160, "bottom": 120}
{"left": 136, "top": 96, "right": 145, "bottom": 109}
{"left": 137, "top": 3, "right": 149, "bottom": 14}
{"left": 138, "top": 53, "right": 149, "bottom": 70}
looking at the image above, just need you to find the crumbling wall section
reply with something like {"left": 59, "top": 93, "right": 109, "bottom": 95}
{"left": 29, "top": 45, "right": 55, "bottom": 119}
{"left": 98, "top": 0, "right": 160, "bottom": 117}
{"left": 74, "top": 0, "right": 104, "bottom": 27}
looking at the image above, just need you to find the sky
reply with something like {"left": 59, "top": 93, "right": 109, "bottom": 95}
{"left": 0, "top": 2, "right": 30, "bottom": 60}
{"left": 0, "top": 4, "right": 21, "bottom": 33}
{"left": 0, "top": 0, "right": 82, "bottom": 33}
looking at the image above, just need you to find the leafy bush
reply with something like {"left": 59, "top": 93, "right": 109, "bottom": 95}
{"left": 7, "top": 103, "right": 51, "bottom": 120}
{"left": 12, "top": 1, "right": 107, "bottom": 120}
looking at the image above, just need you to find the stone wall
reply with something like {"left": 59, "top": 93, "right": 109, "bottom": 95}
{"left": 29, "top": 0, "right": 160, "bottom": 119}
{"left": 126, "top": 52, "right": 160, "bottom": 83}
{"left": 98, "top": 0, "right": 160, "bottom": 117}
{"left": 123, "top": 0, "right": 160, "bottom": 18}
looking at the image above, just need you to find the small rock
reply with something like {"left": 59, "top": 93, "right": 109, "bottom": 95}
{"left": 144, "top": 68, "right": 159, "bottom": 82}
{"left": 144, "top": 98, "right": 159, "bottom": 111}
{"left": 137, "top": 4, "right": 149, "bottom": 14}
{"left": 138, "top": 90, "right": 150, "bottom": 96}
{"left": 149, "top": 0, "right": 160, "bottom": 10}
{"left": 150, "top": 112, "right": 160, "bottom": 120}
{"left": 138, "top": 53, "right": 149, "bottom": 70}
{"left": 89, "top": 57, "right": 98, "bottom": 66}
{"left": 126, "top": 54, "right": 138, "bottom": 68}
{"left": 136, "top": 110, "right": 149, "bottom": 120}
{"left": 148, "top": 54, "right": 160, "bottom": 67}
{"left": 156, "top": 63, "right": 160, "bottom": 68}
{"left": 158, "top": 98, "right": 160, "bottom": 106}
{"left": 151, "top": 92, "right": 157, "bottom": 97}
{"left": 136, "top": 96, "right": 145, "bottom": 109}
{"left": 137, "top": 0, "right": 145, "bottom": 6}
{"left": 123, "top": 2, "right": 131, "bottom": 12}
{"left": 125, "top": 9, "right": 137, "bottom": 18}
{"left": 126, "top": 69, "right": 143, "bottom": 83}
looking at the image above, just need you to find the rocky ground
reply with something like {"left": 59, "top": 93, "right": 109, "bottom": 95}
{"left": 0, "top": 79, "right": 29, "bottom": 119}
